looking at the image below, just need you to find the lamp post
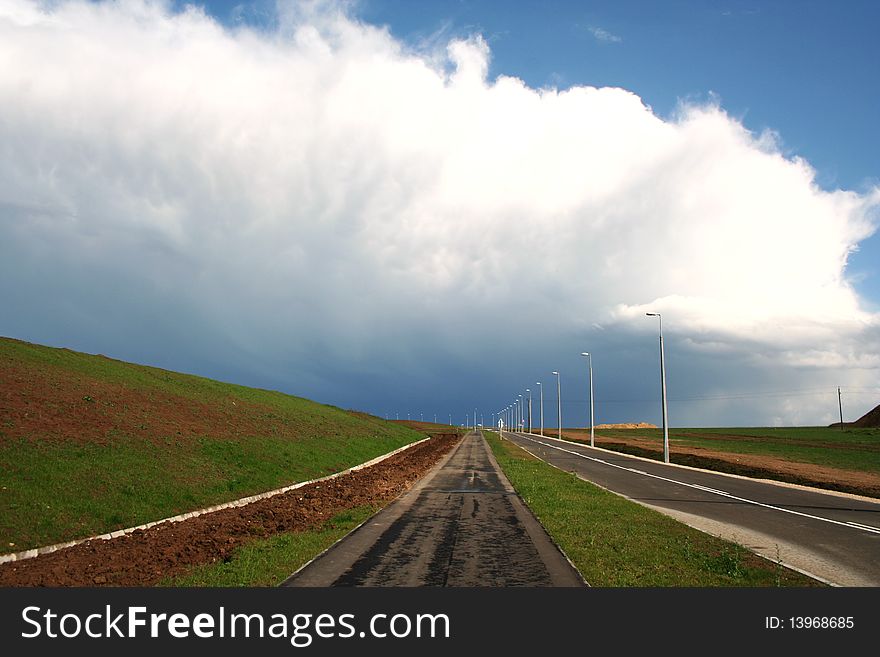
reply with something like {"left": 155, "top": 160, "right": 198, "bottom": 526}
{"left": 552, "top": 371, "right": 561, "bottom": 441}
{"left": 580, "top": 352, "right": 594, "bottom": 448}
{"left": 536, "top": 382, "right": 543, "bottom": 436}
{"left": 527, "top": 388, "right": 532, "bottom": 434}
{"left": 646, "top": 313, "right": 669, "bottom": 463}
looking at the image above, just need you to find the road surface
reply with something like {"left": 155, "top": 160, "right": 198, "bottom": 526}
{"left": 503, "top": 430, "right": 880, "bottom": 586}
{"left": 282, "top": 431, "right": 585, "bottom": 587}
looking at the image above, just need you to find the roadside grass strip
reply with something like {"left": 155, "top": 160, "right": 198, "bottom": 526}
{"left": 557, "top": 426, "right": 880, "bottom": 475}
{"left": 484, "top": 431, "right": 822, "bottom": 587}
{"left": 161, "top": 506, "right": 378, "bottom": 587}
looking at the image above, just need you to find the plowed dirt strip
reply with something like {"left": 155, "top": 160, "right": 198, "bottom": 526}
{"left": 0, "top": 434, "right": 460, "bottom": 586}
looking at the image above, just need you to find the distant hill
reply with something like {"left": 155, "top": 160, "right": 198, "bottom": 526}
{"left": 829, "top": 402, "right": 880, "bottom": 429}
{"left": 0, "top": 336, "right": 424, "bottom": 551}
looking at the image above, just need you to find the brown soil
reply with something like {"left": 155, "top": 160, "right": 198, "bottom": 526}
{"left": 393, "top": 419, "right": 464, "bottom": 433}
{"left": 0, "top": 433, "right": 460, "bottom": 586}
{"left": 594, "top": 422, "right": 657, "bottom": 429}
{"left": 0, "top": 359, "right": 295, "bottom": 446}
{"left": 550, "top": 430, "right": 880, "bottom": 499}
{"left": 831, "top": 402, "right": 880, "bottom": 429}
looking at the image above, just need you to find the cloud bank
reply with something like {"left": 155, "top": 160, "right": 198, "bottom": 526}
{"left": 1, "top": 0, "right": 878, "bottom": 424}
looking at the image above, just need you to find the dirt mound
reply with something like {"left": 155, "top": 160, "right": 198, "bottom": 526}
{"left": 829, "top": 402, "right": 880, "bottom": 428}
{"left": 0, "top": 433, "right": 460, "bottom": 586}
{"left": 852, "top": 403, "right": 880, "bottom": 428}
{"left": 594, "top": 422, "right": 657, "bottom": 429}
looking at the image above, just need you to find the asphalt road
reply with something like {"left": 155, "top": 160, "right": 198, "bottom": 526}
{"left": 282, "top": 431, "right": 585, "bottom": 587}
{"left": 503, "top": 430, "right": 880, "bottom": 586}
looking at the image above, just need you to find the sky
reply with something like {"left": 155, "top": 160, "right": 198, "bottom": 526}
{"left": 1, "top": 0, "right": 879, "bottom": 428}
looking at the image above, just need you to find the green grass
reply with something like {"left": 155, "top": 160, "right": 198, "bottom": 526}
{"left": 0, "top": 337, "right": 424, "bottom": 551}
{"left": 0, "top": 433, "right": 413, "bottom": 551}
{"left": 484, "top": 431, "right": 821, "bottom": 587}
{"left": 160, "top": 505, "right": 378, "bottom": 587}
{"left": 559, "top": 426, "right": 880, "bottom": 474}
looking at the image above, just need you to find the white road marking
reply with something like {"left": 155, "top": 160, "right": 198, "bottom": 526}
{"left": 506, "top": 431, "right": 880, "bottom": 537}
{"left": 692, "top": 484, "right": 728, "bottom": 495}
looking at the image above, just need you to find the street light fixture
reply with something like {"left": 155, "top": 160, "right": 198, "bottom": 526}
{"left": 518, "top": 395, "right": 523, "bottom": 432}
{"left": 580, "top": 352, "right": 594, "bottom": 448}
{"left": 526, "top": 388, "right": 532, "bottom": 434}
{"left": 646, "top": 313, "right": 670, "bottom": 463}
{"left": 552, "top": 371, "right": 562, "bottom": 441}
{"left": 536, "top": 382, "right": 544, "bottom": 437}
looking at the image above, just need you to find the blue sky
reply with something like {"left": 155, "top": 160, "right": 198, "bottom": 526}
{"left": 2, "top": 0, "right": 879, "bottom": 428}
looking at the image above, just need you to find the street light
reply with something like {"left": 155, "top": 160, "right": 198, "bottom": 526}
{"left": 552, "top": 371, "right": 562, "bottom": 441}
{"left": 526, "top": 388, "right": 532, "bottom": 434}
{"left": 518, "top": 395, "right": 523, "bottom": 432}
{"left": 536, "top": 382, "right": 543, "bottom": 437}
{"left": 580, "top": 352, "right": 594, "bottom": 448}
{"left": 646, "top": 312, "right": 670, "bottom": 463}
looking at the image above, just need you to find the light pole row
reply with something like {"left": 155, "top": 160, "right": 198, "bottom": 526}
{"left": 494, "top": 312, "right": 668, "bottom": 462}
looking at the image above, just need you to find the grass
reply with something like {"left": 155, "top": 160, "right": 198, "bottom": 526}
{"left": 161, "top": 505, "right": 378, "bottom": 587}
{"left": 0, "top": 433, "right": 413, "bottom": 551}
{"left": 484, "top": 431, "right": 821, "bottom": 587}
{"left": 0, "top": 337, "right": 425, "bottom": 551}
{"left": 555, "top": 426, "right": 880, "bottom": 474}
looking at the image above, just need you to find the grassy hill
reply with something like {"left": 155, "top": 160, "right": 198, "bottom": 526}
{"left": 0, "top": 336, "right": 424, "bottom": 552}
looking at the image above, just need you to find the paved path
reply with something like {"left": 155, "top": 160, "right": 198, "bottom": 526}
{"left": 504, "top": 431, "right": 880, "bottom": 586}
{"left": 282, "top": 431, "right": 584, "bottom": 587}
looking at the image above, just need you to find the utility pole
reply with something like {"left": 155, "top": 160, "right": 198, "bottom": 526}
{"left": 838, "top": 386, "right": 844, "bottom": 430}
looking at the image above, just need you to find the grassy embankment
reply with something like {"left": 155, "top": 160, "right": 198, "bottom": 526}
{"left": 484, "top": 430, "right": 821, "bottom": 587}
{"left": 0, "top": 337, "right": 425, "bottom": 552}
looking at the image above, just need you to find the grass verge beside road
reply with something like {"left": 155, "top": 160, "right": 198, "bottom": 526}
{"left": 161, "top": 505, "right": 378, "bottom": 587}
{"left": 557, "top": 426, "right": 880, "bottom": 475}
{"left": 484, "top": 431, "right": 821, "bottom": 587}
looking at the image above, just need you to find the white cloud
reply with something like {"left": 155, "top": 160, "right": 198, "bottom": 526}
{"left": 586, "top": 25, "right": 622, "bottom": 43}
{"left": 0, "top": 0, "right": 878, "bottom": 424}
